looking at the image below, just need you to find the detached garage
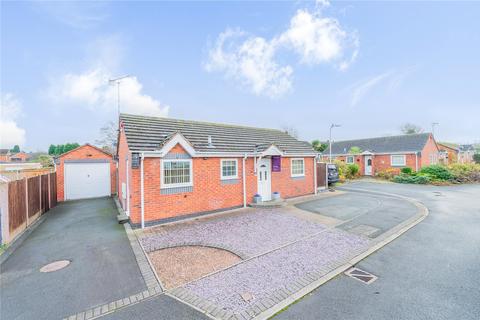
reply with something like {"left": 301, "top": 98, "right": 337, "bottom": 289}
{"left": 56, "top": 144, "right": 116, "bottom": 201}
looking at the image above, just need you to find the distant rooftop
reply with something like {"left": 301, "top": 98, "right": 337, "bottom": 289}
{"left": 324, "top": 133, "right": 432, "bottom": 154}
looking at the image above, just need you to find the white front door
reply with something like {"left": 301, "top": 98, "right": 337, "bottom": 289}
{"left": 64, "top": 162, "right": 111, "bottom": 200}
{"left": 257, "top": 158, "right": 272, "bottom": 201}
{"left": 364, "top": 156, "right": 373, "bottom": 175}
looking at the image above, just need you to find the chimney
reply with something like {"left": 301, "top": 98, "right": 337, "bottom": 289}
{"left": 207, "top": 135, "right": 214, "bottom": 148}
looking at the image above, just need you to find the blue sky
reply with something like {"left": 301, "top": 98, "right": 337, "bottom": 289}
{"left": 1, "top": 1, "right": 479, "bottom": 151}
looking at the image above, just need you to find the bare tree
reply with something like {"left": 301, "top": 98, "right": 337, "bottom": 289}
{"left": 95, "top": 121, "right": 118, "bottom": 154}
{"left": 400, "top": 123, "right": 424, "bottom": 135}
{"left": 282, "top": 125, "right": 299, "bottom": 139}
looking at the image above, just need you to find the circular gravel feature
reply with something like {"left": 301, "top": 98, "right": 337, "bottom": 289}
{"left": 40, "top": 260, "right": 71, "bottom": 273}
{"left": 148, "top": 246, "right": 242, "bottom": 289}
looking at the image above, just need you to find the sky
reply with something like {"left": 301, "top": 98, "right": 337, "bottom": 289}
{"left": 1, "top": 0, "right": 479, "bottom": 152}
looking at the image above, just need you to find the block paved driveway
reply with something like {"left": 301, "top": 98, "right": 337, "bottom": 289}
{"left": 1, "top": 198, "right": 148, "bottom": 320}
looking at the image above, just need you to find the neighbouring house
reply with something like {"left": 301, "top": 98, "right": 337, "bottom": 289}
{"left": 437, "top": 143, "right": 459, "bottom": 165}
{"left": 55, "top": 144, "right": 116, "bottom": 201}
{"left": 458, "top": 144, "right": 475, "bottom": 164}
{"left": 322, "top": 133, "right": 440, "bottom": 176}
{"left": 117, "top": 113, "right": 317, "bottom": 228}
{"left": 0, "top": 150, "right": 29, "bottom": 162}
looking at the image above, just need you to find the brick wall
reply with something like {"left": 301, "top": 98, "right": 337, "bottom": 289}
{"left": 421, "top": 134, "right": 440, "bottom": 167}
{"left": 57, "top": 145, "right": 116, "bottom": 202}
{"left": 126, "top": 143, "right": 315, "bottom": 225}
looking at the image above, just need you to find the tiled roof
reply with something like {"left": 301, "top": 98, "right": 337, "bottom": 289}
{"left": 458, "top": 144, "right": 474, "bottom": 151}
{"left": 324, "top": 133, "right": 431, "bottom": 155}
{"left": 120, "top": 113, "right": 316, "bottom": 155}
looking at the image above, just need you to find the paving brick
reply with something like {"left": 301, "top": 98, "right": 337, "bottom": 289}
{"left": 93, "top": 307, "right": 101, "bottom": 317}
{"left": 85, "top": 309, "right": 93, "bottom": 320}
{"left": 100, "top": 304, "right": 109, "bottom": 314}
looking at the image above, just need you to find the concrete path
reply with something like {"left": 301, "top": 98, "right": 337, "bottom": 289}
{"left": 276, "top": 181, "right": 480, "bottom": 320}
{"left": 0, "top": 198, "right": 147, "bottom": 320}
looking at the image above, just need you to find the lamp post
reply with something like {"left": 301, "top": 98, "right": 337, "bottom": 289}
{"left": 108, "top": 75, "right": 131, "bottom": 121}
{"left": 329, "top": 124, "right": 341, "bottom": 163}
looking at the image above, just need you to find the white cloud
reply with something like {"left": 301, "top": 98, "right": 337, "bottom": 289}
{"left": 347, "top": 67, "right": 416, "bottom": 107}
{"left": 205, "top": 4, "right": 358, "bottom": 98}
{"left": 205, "top": 29, "right": 293, "bottom": 98}
{"left": 0, "top": 93, "right": 26, "bottom": 148}
{"left": 46, "top": 37, "right": 169, "bottom": 117}
{"left": 34, "top": 2, "right": 108, "bottom": 29}
{"left": 278, "top": 9, "right": 358, "bottom": 69}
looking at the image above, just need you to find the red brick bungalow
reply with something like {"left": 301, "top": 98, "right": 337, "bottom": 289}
{"left": 117, "top": 113, "right": 317, "bottom": 228}
{"left": 322, "top": 133, "right": 440, "bottom": 176}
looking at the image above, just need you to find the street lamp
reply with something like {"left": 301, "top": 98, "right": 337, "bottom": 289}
{"left": 108, "top": 75, "right": 131, "bottom": 120}
{"left": 329, "top": 124, "right": 341, "bottom": 163}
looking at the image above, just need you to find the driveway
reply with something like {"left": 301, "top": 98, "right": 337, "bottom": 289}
{"left": 295, "top": 190, "right": 419, "bottom": 238}
{"left": 0, "top": 197, "right": 146, "bottom": 320}
{"left": 276, "top": 181, "right": 480, "bottom": 320}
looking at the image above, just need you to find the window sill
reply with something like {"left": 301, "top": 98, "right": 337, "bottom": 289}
{"left": 160, "top": 185, "right": 193, "bottom": 195}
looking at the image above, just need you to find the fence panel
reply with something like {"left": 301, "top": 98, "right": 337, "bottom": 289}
{"left": 317, "top": 162, "right": 327, "bottom": 189}
{"left": 8, "top": 179, "right": 27, "bottom": 234}
{"left": 27, "top": 176, "right": 41, "bottom": 218}
{"left": 40, "top": 174, "right": 49, "bottom": 213}
{"left": 49, "top": 172, "right": 57, "bottom": 207}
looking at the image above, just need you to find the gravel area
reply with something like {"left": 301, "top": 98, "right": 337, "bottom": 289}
{"left": 148, "top": 246, "right": 241, "bottom": 289}
{"left": 140, "top": 209, "right": 326, "bottom": 258}
{"left": 184, "top": 229, "right": 369, "bottom": 313}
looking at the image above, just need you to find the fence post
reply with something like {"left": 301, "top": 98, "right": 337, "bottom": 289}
{"left": 25, "top": 178, "right": 29, "bottom": 227}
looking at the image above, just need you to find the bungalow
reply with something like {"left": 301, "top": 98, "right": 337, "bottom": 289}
{"left": 322, "top": 133, "right": 440, "bottom": 176}
{"left": 437, "top": 143, "right": 459, "bottom": 165}
{"left": 117, "top": 113, "right": 317, "bottom": 228}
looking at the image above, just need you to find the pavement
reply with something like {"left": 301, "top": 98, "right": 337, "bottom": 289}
{"left": 276, "top": 181, "right": 480, "bottom": 320}
{"left": 0, "top": 198, "right": 147, "bottom": 320}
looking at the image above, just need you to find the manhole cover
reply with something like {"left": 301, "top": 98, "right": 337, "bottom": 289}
{"left": 40, "top": 260, "right": 71, "bottom": 273}
{"left": 345, "top": 267, "right": 377, "bottom": 284}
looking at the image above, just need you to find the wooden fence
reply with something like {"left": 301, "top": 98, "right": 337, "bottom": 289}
{"left": 316, "top": 162, "right": 327, "bottom": 189}
{"left": 1, "top": 172, "right": 57, "bottom": 244}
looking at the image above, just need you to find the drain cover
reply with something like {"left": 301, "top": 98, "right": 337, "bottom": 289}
{"left": 345, "top": 267, "right": 377, "bottom": 284}
{"left": 40, "top": 260, "right": 71, "bottom": 273}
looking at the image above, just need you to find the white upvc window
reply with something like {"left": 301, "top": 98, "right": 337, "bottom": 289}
{"left": 161, "top": 159, "right": 193, "bottom": 188}
{"left": 346, "top": 156, "right": 354, "bottom": 164}
{"left": 291, "top": 158, "right": 305, "bottom": 177}
{"left": 220, "top": 159, "right": 238, "bottom": 180}
{"left": 391, "top": 155, "right": 406, "bottom": 167}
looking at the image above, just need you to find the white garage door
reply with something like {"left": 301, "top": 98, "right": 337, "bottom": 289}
{"left": 64, "top": 162, "right": 111, "bottom": 200}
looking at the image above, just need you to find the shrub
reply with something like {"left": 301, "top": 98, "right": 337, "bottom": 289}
{"left": 376, "top": 168, "right": 400, "bottom": 180}
{"left": 393, "top": 173, "right": 430, "bottom": 184}
{"left": 447, "top": 163, "right": 480, "bottom": 183}
{"left": 473, "top": 154, "right": 480, "bottom": 164}
{"left": 346, "top": 164, "right": 360, "bottom": 178}
{"left": 333, "top": 160, "right": 359, "bottom": 180}
{"left": 401, "top": 167, "right": 413, "bottom": 175}
{"left": 419, "top": 165, "right": 453, "bottom": 181}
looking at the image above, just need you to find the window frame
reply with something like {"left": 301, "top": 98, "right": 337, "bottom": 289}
{"left": 346, "top": 156, "right": 354, "bottom": 164}
{"left": 390, "top": 154, "right": 406, "bottom": 167}
{"left": 160, "top": 159, "right": 193, "bottom": 189}
{"left": 291, "top": 158, "right": 305, "bottom": 177}
{"left": 220, "top": 159, "right": 238, "bottom": 180}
